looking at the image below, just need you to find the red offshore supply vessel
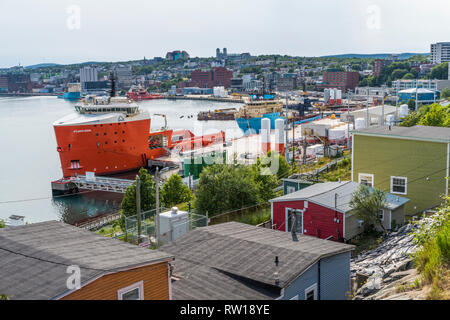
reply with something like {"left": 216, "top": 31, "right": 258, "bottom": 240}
{"left": 127, "top": 86, "right": 163, "bottom": 101}
{"left": 53, "top": 95, "right": 224, "bottom": 178}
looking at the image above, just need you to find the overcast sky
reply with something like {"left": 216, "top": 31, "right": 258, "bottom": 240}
{"left": 1, "top": 0, "right": 449, "bottom": 67}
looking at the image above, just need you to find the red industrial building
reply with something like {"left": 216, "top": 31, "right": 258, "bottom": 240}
{"left": 270, "top": 181, "right": 409, "bottom": 242}
{"left": 190, "top": 67, "right": 233, "bottom": 88}
{"left": 0, "top": 74, "right": 32, "bottom": 93}
{"left": 317, "top": 70, "right": 359, "bottom": 92}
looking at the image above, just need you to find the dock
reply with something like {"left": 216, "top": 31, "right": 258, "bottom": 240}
{"left": 51, "top": 175, "right": 134, "bottom": 195}
{"left": 166, "top": 95, "right": 245, "bottom": 104}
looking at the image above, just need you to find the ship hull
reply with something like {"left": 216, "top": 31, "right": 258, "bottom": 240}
{"left": 54, "top": 117, "right": 151, "bottom": 177}
{"left": 236, "top": 112, "right": 283, "bottom": 135}
{"left": 63, "top": 92, "right": 81, "bottom": 100}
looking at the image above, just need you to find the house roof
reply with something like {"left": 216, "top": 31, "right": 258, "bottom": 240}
{"left": 352, "top": 125, "right": 450, "bottom": 143}
{"left": 161, "top": 222, "right": 354, "bottom": 299}
{"left": 270, "top": 181, "right": 410, "bottom": 213}
{"left": 0, "top": 221, "right": 173, "bottom": 300}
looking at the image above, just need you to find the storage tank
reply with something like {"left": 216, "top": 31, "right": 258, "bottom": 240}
{"left": 329, "top": 127, "right": 346, "bottom": 144}
{"left": 275, "top": 119, "right": 285, "bottom": 155}
{"left": 355, "top": 118, "right": 365, "bottom": 130}
{"left": 399, "top": 104, "right": 409, "bottom": 118}
{"left": 261, "top": 118, "right": 271, "bottom": 155}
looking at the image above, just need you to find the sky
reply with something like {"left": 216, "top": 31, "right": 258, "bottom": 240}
{"left": 1, "top": 0, "right": 449, "bottom": 68}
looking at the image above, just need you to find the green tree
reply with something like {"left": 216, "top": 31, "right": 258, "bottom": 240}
{"left": 0, "top": 219, "right": 5, "bottom": 228}
{"left": 418, "top": 104, "right": 448, "bottom": 127}
{"left": 427, "top": 62, "right": 449, "bottom": 80}
{"left": 250, "top": 160, "right": 279, "bottom": 201}
{"left": 441, "top": 87, "right": 450, "bottom": 99}
{"left": 193, "top": 164, "right": 260, "bottom": 215}
{"left": 350, "top": 185, "right": 388, "bottom": 231}
{"left": 120, "top": 168, "right": 156, "bottom": 230}
{"left": 399, "top": 111, "right": 421, "bottom": 127}
{"left": 402, "top": 73, "right": 415, "bottom": 80}
{"left": 407, "top": 98, "right": 416, "bottom": 111}
{"left": 161, "top": 174, "right": 192, "bottom": 207}
{"left": 262, "top": 151, "right": 291, "bottom": 180}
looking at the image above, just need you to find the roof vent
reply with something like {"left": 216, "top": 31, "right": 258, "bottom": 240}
{"left": 171, "top": 207, "right": 178, "bottom": 214}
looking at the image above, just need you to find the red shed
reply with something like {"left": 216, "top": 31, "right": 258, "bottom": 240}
{"left": 270, "top": 181, "right": 409, "bottom": 242}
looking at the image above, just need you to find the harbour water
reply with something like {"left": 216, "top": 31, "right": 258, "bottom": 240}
{"left": 0, "top": 96, "right": 243, "bottom": 224}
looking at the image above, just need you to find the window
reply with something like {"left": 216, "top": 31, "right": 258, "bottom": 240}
{"left": 358, "top": 173, "right": 374, "bottom": 187}
{"left": 118, "top": 281, "right": 144, "bottom": 300}
{"left": 378, "top": 209, "right": 384, "bottom": 222}
{"left": 305, "top": 283, "right": 318, "bottom": 300}
{"left": 391, "top": 176, "right": 407, "bottom": 195}
{"left": 286, "top": 186, "right": 296, "bottom": 194}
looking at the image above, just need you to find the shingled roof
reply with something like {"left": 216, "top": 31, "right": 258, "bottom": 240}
{"left": 161, "top": 222, "right": 354, "bottom": 299}
{"left": 0, "top": 221, "right": 173, "bottom": 300}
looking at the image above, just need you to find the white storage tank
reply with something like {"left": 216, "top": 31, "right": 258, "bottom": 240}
{"left": 159, "top": 207, "right": 189, "bottom": 244}
{"left": 329, "top": 127, "right": 346, "bottom": 141}
{"left": 399, "top": 104, "right": 409, "bottom": 118}
{"left": 355, "top": 118, "right": 365, "bottom": 130}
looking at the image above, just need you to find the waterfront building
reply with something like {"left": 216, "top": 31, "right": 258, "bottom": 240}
{"left": 113, "top": 65, "right": 133, "bottom": 89}
{"left": 271, "top": 182, "right": 409, "bottom": 241}
{"left": 80, "top": 66, "right": 98, "bottom": 91}
{"left": 190, "top": 67, "right": 233, "bottom": 88}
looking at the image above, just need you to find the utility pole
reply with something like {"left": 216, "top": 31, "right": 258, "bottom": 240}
{"left": 347, "top": 89, "right": 351, "bottom": 150}
{"left": 381, "top": 85, "right": 385, "bottom": 126}
{"left": 366, "top": 86, "right": 370, "bottom": 128}
{"left": 155, "top": 167, "right": 161, "bottom": 248}
{"left": 394, "top": 94, "right": 399, "bottom": 126}
{"left": 415, "top": 80, "right": 418, "bottom": 111}
{"left": 136, "top": 174, "right": 141, "bottom": 244}
{"left": 285, "top": 92, "right": 289, "bottom": 162}
{"left": 292, "top": 115, "right": 295, "bottom": 166}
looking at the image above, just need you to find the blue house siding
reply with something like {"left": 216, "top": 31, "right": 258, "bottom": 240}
{"left": 282, "top": 251, "right": 351, "bottom": 300}
{"left": 319, "top": 252, "right": 351, "bottom": 300}
{"left": 283, "top": 263, "right": 318, "bottom": 300}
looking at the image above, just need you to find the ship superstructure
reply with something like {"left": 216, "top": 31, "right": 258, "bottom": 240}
{"left": 235, "top": 99, "right": 285, "bottom": 135}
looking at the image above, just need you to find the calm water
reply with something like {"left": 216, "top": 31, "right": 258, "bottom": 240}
{"left": 0, "top": 96, "right": 242, "bottom": 223}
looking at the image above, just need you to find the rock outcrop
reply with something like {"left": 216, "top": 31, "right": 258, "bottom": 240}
{"left": 351, "top": 223, "right": 421, "bottom": 300}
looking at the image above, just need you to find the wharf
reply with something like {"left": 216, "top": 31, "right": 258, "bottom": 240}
{"left": 166, "top": 95, "right": 245, "bottom": 104}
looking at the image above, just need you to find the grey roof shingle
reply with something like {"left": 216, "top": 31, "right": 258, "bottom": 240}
{"left": 352, "top": 125, "right": 450, "bottom": 143}
{"left": 270, "top": 181, "right": 410, "bottom": 212}
{"left": 0, "top": 221, "right": 173, "bottom": 300}
{"left": 161, "top": 222, "right": 354, "bottom": 299}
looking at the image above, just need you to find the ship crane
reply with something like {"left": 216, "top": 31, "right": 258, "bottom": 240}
{"left": 153, "top": 114, "right": 168, "bottom": 131}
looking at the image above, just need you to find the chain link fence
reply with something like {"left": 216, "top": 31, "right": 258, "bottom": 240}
{"left": 121, "top": 207, "right": 208, "bottom": 247}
